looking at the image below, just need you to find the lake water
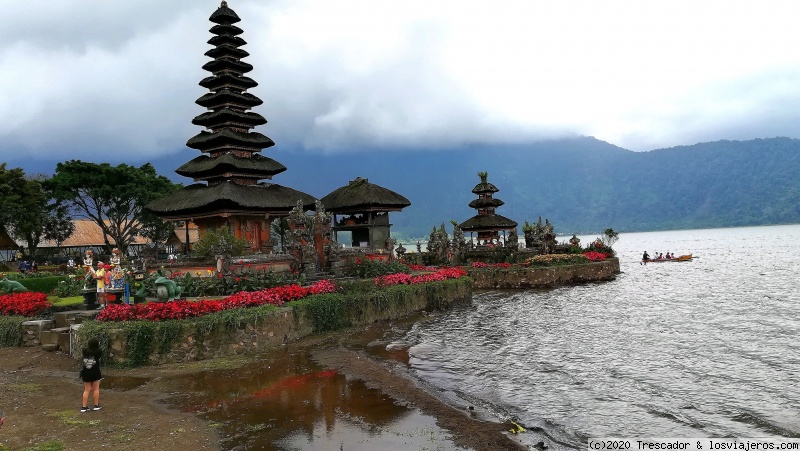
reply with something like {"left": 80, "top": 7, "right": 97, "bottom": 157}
{"left": 169, "top": 225, "right": 800, "bottom": 449}
{"left": 401, "top": 224, "right": 800, "bottom": 448}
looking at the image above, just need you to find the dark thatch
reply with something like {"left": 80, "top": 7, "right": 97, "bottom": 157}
{"left": 199, "top": 74, "right": 257, "bottom": 90}
{"left": 208, "top": 34, "right": 246, "bottom": 47}
{"left": 177, "top": 154, "right": 286, "bottom": 178}
{"left": 205, "top": 45, "right": 249, "bottom": 59}
{"left": 468, "top": 198, "right": 505, "bottom": 209}
{"left": 209, "top": 24, "right": 243, "bottom": 36}
{"left": 471, "top": 182, "right": 499, "bottom": 194}
{"left": 196, "top": 89, "right": 262, "bottom": 108}
{"left": 202, "top": 58, "right": 253, "bottom": 74}
{"left": 192, "top": 108, "right": 266, "bottom": 127}
{"left": 186, "top": 129, "right": 274, "bottom": 151}
{"left": 209, "top": 1, "right": 240, "bottom": 25}
{"left": 458, "top": 214, "right": 518, "bottom": 231}
{"left": 145, "top": 181, "right": 316, "bottom": 217}
{"left": 321, "top": 177, "right": 411, "bottom": 212}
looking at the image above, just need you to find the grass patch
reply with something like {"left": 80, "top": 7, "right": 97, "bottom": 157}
{"left": 51, "top": 410, "right": 100, "bottom": 427}
{"left": 7, "top": 383, "right": 42, "bottom": 392}
{"left": 22, "top": 440, "right": 65, "bottom": 451}
{"left": 50, "top": 296, "right": 83, "bottom": 308}
{"left": 112, "top": 433, "right": 134, "bottom": 442}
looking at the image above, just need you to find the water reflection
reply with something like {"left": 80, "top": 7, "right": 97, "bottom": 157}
{"left": 167, "top": 346, "right": 461, "bottom": 450}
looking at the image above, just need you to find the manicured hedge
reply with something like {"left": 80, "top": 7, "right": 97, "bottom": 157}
{"left": 18, "top": 276, "right": 68, "bottom": 294}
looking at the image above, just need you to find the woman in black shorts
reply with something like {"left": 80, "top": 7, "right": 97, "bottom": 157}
{"left": 80, "top": 338, "right": 103, "bottom": 412}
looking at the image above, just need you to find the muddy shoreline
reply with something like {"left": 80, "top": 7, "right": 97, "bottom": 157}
{"left": 1, "top": 322, "right": 529, "bottom": 451}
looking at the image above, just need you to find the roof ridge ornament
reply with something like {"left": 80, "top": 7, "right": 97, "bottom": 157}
{"left": 221, "top": 1, "right": 228, "bottom": 7}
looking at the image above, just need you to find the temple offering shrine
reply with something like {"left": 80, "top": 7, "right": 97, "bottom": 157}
{"left": 146, "top": 1, "right": 315, "bottom": 252}
{"left": 320, "top": 178, "right": 410, "bottom": 250}
{"left": 459, "top": 172, "right": 518, "bottom": 247}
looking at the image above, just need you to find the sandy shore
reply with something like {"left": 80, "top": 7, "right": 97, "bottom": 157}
{"left": 0, "top": 326, "right": 528, "bottom": 451}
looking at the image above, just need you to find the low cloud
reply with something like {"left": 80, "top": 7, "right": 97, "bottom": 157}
{"left": 2, "top": 0, "right": 800, "bottom": 167}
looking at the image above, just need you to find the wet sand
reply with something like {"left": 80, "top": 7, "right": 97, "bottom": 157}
{"left": 0, "top": 323, "right": 527, "bottom": 451}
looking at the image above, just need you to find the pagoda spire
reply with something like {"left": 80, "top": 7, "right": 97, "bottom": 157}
{"left": 146, "top": 2, "right": 316, "bottom": 238}
{"left": 177, "top": 0, "right": 287, "bottom": 186}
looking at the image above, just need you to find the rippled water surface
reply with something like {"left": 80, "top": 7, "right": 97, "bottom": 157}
{"left": 403, "top": 225, "right": 800, "bottom": 448}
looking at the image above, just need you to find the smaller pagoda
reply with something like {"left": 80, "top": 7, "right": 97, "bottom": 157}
{"left": 459, "top": 172, "right": 517, "bottom": 246}
{"left": 320, "top": 178, "right": 410, "bottom": 249}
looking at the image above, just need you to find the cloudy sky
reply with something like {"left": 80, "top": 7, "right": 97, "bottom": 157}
{"left": 2, "top": 0, "right": 800, "bottom": 167}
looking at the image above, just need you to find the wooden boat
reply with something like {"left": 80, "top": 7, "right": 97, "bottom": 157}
{"left": 642, "top": 254, "right": 693, "bottom": 263}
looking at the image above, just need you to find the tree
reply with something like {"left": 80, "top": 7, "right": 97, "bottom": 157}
{"left": 601, "top": 228, "right": 619, "bottom": 247}
{"left": 0, "top": 163, "right": 27, "bottom": 232}
{"left": 43, "top": 204, "right": 76, "bottom": 256}
{"left": 8, "top": 177, "right": 50, "bottom": 256}
{"left": 46, "top": 161, "right": 179, "bottom": 255}
{"left": 139, "top": 212, "right": 175, "bottom": 256}
{"left": 192, "top": 227, "right": 248, "bottom": 259}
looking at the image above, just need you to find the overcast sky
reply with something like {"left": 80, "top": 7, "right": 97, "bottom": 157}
{"left": 2, "top": 0, "right": 800, "bottom": 166}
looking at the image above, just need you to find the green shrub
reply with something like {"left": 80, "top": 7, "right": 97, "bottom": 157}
{"left": 18, "top": 276, "right": 68, "bottom": 294}
{"left": 0, "top": 315, "right": 26, "bottom": 347}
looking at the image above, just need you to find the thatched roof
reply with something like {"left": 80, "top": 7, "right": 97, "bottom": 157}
{"left": 320, "top": 177, "right": 411, "bottom": 213}
{"left": 186, "top": 129, "right": 274, "bottom": 151}
{"left": 176, "top": 154, "right": 286, "bottom": 179}
{"left": 192, "top": 108, "right": 266, "bottom": 127}
{"left": 472, "top": 181, "right": 499, "bottom": 194}
{"left": 199, "top": 74, "right": 257, "bottom": 91}
{"left": 210, "top": 1, "right": 240, "bottom": 25}
{"left": 458, "top": 214, "right": 518, "bottom": 231}
{"left": 145, "top": 181, "right": 317, "bottom": 219}
{"left": 38, "top": 220, "right": 149, "bottom": 248}
{"left": 468, "top": 198, "right": 504, "bottom": 209}
{"left": 167, "top": 224, "right": 200, "bottom": 246}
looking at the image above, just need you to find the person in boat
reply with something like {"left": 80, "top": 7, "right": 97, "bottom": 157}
{"left": 658, "top": 253, "right": 664, "bottom": 260}
{"left": 642, "top": 251, "right": 650, "bottom": 261}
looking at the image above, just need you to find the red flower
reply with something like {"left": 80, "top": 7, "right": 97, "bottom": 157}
{"left": 0, "top": 292, "right": 50, "bottom": 317}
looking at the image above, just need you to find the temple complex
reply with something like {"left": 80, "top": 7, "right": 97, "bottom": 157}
{"left": 459, "top": 172, "right": 517, "bottom": 247}
{"left": 321, "top": 177, "right": 410, "bottom": 250}
{"left": 146, "top": 1, "right": 315, "bottom": 252}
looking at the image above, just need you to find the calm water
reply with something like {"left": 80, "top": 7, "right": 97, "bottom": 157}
{"left": 401, "top": 225, "right": 800, "bottom": 448}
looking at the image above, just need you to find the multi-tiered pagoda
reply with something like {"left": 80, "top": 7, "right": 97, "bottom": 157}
{"left": 146, "top": 1, "right": 315, "bottom": 252}
{"left": 458, "top": 172, "right": 517, "bottom": 246}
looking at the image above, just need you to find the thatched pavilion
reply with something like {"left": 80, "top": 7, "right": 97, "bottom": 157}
{"left": 459, "top": 172, "right": 517, "bottom": 246}
{"left": 320, "top": 178, "right": 410, "bottom": 249}
{"left": 146, "top": 1, "right": 315, "bottom": 253}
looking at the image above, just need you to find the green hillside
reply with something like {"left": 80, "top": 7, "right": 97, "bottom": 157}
{"left": 271, "top": 137, "right": 800, "bottom": 237}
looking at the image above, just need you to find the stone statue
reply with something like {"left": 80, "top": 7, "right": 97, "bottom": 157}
{"left": 154, "top": 277, "right": 182, "bottom": 302}
{"left": 569, "top": 234, "right": 581, "bottom": 248}
{"left": 110, "top": 248, "right": 122, "bottom": 267}
{"left": 0, "top": 278, "right": 28, "bottom": 293}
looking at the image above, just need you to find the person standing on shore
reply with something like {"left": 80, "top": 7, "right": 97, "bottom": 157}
{"left": 80, "top": 338, "right": 103, "bottom": 412}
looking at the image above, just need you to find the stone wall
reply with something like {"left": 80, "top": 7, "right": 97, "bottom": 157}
{"left": 468, "top": 258, "right": 620, "bottom": 289}
{"left": 78, "top": 278, "right": 473, "bottom": 366}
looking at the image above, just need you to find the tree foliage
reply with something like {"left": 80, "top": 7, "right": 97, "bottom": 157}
{"left": 192, "top": 227, "right": 248, "bottom": 259}
{"left": 0, "top": 165, "right": 74, "bottom": 256}
{"left": 45, "top": 160, "right": 179, "bottom": 254}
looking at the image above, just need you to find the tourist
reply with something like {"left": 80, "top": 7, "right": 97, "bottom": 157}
{"left": 17, "top": 260, "right": 26, "bottom": 273}
{"left": 94, "top": 262, "right": 107, "bottom": 309}
{"left": 68, "top": 258, "right": 76, "bottom": 268}
{"left": 79, "top": 338, "right": 103, "bottom": 412}
{"left": 31, "top": 261, "right": 38, "bottom": 273}
{"left": 658, "top": 253, "right": 664, "bottom": 260}
{"left": 642, "top": 251, "right": 650, "bottom": 261}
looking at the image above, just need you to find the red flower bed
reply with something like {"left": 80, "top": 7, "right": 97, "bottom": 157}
{"left": 583, "top": 251, "right": 607, "bottom": 262}
{"left": 97, "top": 280, "right": 337, "bottom": 322}
{"left": 374, "top": 267, "right": 467, "bottom": 287}
{"left": 0, "top": 292, "right": 51, "bottom": 317}
{"left": 471, "top": 262, "right": 512, "bottom": 268}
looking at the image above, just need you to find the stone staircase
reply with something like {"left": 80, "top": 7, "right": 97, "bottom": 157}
{"left": 21, "top": 310, "right": 98, "bottom": 356}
